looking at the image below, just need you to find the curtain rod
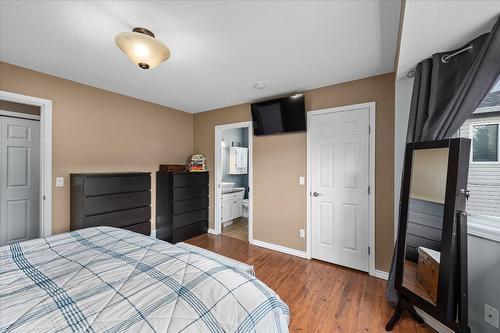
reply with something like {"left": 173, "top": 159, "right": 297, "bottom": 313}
{"left": 441, "top": 45, "right": 473, "bottom": 63}
{"left": 406, "top": 44, "right": 474, "bottom": 78}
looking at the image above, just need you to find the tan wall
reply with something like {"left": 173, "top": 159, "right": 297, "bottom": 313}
{"left": 1, "top": 61, "right": 395, "bottom": 270}
{"left": 410, "top": 148, "right": 449, "bottom": 204}
{"left": 194, "top": 72, "right": 395, "bottom": 271}
{"left": 0, "top": 62, "right": 193, "bottom": 234}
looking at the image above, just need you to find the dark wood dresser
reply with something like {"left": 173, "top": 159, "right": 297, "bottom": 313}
{"left": 156, "top": 171, "right": 208, "bottom": 243}
{"left": 70, "top": 172, "right": 151, "bottom": 235}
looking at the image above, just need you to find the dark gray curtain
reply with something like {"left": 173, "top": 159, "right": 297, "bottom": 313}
{"left": 386, "top": 16, "right": 500, "bottom": 306}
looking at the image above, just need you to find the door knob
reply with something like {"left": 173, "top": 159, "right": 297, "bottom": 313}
{"left": 312, "top": 192, "right": 321, "bottom": 197}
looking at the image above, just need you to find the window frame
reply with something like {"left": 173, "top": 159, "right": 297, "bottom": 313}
{"left": 469, "top": 121, "right": 500, "bottom": 164}
{"left": 465, "top": 120, "right": 500, "bottom": 242}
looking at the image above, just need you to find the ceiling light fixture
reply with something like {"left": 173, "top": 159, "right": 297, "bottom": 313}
{"left": 115, "top": 27, "right": 170, "bottom": 69}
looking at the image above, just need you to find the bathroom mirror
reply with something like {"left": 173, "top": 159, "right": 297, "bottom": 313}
{"left": 394, "top": 138, "right": 471, "bottom": 325}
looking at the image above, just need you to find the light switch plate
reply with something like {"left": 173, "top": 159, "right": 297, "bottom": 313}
{"left": 56, "top": 177, "right": 64, "bottom": 187}
{"left": 485, "top": 304, "right": 499, "bottom": 328}
{"left": 299, "top": 229, "right": 305, "bottom": 238}
{"left": 299, "top": 176, "right": 305, "bottom": 185}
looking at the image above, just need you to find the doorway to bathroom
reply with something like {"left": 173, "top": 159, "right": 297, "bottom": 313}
{"left": 214, "top": 121, "right": 253, "bottom": 242}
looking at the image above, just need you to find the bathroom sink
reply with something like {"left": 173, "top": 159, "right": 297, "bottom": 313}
{"left": 232, "top": 187, "right": 245, "bottom": 192}
{"left": 220, "top": 182, "right": 235, "bottom": 192}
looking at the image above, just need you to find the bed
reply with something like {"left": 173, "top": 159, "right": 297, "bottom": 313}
{"left": 0, "top": 227, "right": 289, "bottom": 332}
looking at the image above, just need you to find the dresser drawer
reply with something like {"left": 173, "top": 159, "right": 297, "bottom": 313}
{"left": 122, "top": 221, "right": 151, "bottom": 236}
{"left": 173, "top": 209, "right": 207, "bottom": 228}
{"left": 84, "top": 175, "right": 150, "bottom": 196}
{"left": 83, "top": 206, "right": 150, "bottom": 228}
{"left": 122, "top": 175, "right": 151, "bottom": 193}
{"left": 172, "top": 173, "right": 208, "bottom": 188}
{"left": 172, "top": 220, "right": 207, "bottom": 243}
{"left": 84, "top": 177, "right": 122, "bottom": 196}
{"left": 84, "top": 192, "right": 150, "bottom": 216}
{"left": 173, "top": 186, "right": 208, "bottom": 201}
{"left": 173, "top": 197, "right": 208, "bottom": 215}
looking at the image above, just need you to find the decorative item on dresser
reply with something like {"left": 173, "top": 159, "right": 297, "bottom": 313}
{"left": 70, "top": 172, "right": 151, "bottom": 235}
{"left": 156, "top": 171, "right": 209, "bottom": 243}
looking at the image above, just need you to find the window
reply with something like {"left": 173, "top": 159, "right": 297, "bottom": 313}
{"left": 471, "top": 123, "right": 499, "bottom": 162}
{"left": 456, "top": 77, "right": 500, "bottom": 237}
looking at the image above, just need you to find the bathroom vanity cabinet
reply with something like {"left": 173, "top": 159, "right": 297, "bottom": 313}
{"left": 221, "top": 189, "right": 245, "bottom": 223}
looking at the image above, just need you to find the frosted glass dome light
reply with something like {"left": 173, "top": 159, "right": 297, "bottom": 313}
{"left": 115, "top": 27, "right": 170, "bottom": 69}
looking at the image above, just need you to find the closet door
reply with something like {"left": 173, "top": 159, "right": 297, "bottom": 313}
{"left": 0, "top": 116, "right": 40, "bottom": 246}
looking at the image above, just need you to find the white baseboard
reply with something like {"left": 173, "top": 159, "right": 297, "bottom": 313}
{"left": 222, "top": 221, "right": 233, "bottom": 228}
{"left": 249, "top": 238, "right": 307, "bottom": 258}
{"left": 415, "top": 308, "right": 453, "bottom": 333}
{"left": 374, "top": 270, "right": 389, "bottom": 280}
{"left": 207, "top": 228, "right": 217, "bottom": 235}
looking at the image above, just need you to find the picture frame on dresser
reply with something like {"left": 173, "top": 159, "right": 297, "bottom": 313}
{"left": 70, "top": 172, "right": 152, "bottom": 235}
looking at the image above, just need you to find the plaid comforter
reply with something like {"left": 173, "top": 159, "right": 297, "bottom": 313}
{"left": 0, "top": 227, "right": 289, "bottom": 332}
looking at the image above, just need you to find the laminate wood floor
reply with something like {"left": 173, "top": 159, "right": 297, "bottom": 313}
{"left": 186, "top": 234, "right": 435, "bottom": 333}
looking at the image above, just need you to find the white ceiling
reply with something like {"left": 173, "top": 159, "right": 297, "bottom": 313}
{"left": 397, "top": 0, "right": 500, "bottom": 80}
{"left": 0, "top": 1, "right": 401, "bottom": 113}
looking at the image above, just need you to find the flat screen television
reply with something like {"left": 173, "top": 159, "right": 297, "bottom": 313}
{"left": 251, "top": 94, "right": 306, "bottom": 136}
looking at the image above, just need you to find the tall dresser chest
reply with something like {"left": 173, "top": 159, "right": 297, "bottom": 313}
{"left": 156, "top": 171, "right": 209, "bottom": 243}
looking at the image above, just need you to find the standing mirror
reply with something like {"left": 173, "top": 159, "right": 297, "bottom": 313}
{"left": 403, "top": 146, "right": 449, "bottom": 306}
{"left": 388, "top": 138, "right": 471, "bottom": 332}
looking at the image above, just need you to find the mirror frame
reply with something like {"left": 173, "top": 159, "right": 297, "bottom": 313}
{"left": 394, "top": 138, "right": 471, "bottom": 323}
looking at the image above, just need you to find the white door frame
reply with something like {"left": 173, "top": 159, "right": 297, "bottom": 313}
{"left": 0, "top": 90, "right": 52, "bottom": 238}
{"left": 306, "top": 102, "right": 376, "bottom": 277}
{"left": 214, "top": 121, "right": 253, "bottom": 241}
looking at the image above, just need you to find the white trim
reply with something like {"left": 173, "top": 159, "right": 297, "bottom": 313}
{"left": 249, "top": 238, "right": 307, "bottom": 258}
{"left": 214, "top": 121, "right": 253, "bottom": 243}
{"left": 306, "top": 102, "right": 377, "bottom": 277}
{"left": 0, "top": 90, "right": 52, "bottom": 238}
{"left": 415, "top": 308, "right": 453, "bottom": 333}
{"left": 207, "top": 228, "right": 217, "bottom": 235}
{"left": 0, "top": 110, "right": 40, "bottom": 120}
{"left": 369, "top": 102, "right": 376, "bottom": 277}
{"left": 222, "top": 221, "right": 233, "bottom": 228}
{"left": 468, "top": 220, "right": 500, "bottom": 243}
{"left": 150, "top": 229, "right": 157, "bottom": 238}
{"left": 374, "top": 270, "right": 389, "bottom": 280}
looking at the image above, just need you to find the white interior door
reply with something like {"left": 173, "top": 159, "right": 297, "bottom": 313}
{"left": 310, "top": 107, "right": 370, "bottom": 272}
{"left": 0, "top": 116, "right": 40, "bottom": 246}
